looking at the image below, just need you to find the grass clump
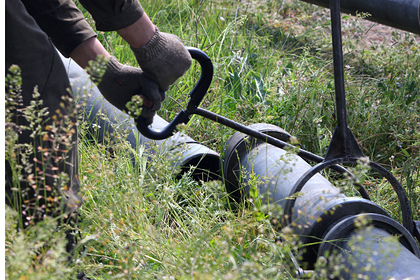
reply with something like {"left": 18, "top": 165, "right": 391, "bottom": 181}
{"left": 5, "top": 207, "right": 73, "bottom": 279}
{"left": 73, "top": 137, "right": 296, "bottom": 279}
{"left": 6, "top": 0, "right": 420, "bottom": 279}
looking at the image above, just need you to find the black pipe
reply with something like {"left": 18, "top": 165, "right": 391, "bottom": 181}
{"left": 60, "top": 53, "right": 221, "bottom": 181}
{"left": 299, "top": 0, "right": 420, "bottom": 34}
{"left": 319, "top": 213, "right": 420, "bottom": 279}
{"left": 223, "top": 123, "right": 420, "bottom": 278}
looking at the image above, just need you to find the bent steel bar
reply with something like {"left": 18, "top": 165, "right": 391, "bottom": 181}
{"left": 59, "top": 52, "right": 220, "bottom": 181}
{"left": 135, "top": 47, "right": 213, "bottom": 140}
{"left": 136, "top": 47, "right": 371, "bottom": 197}
{"left": 299, "top": 0, "right": 420, "bottom": 34}
{"left": 283, "top": 157, "right": 415, "bottom": 236}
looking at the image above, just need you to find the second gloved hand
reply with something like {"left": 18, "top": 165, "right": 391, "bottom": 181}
{"left": 97, "top": 56, "right": 164, "bottom": 125}
{"left": 131, "top": 28, "right": 192, "bottom": 91}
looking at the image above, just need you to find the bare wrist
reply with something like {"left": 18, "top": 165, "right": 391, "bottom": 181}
{"left": 116, "top": 14, "right": 156, "bottom": 49}
{"left": 70, "top": 37, "right": 111, "bottom": 69}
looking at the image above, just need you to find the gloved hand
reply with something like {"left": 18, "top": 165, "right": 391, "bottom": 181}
{"left": 97, "top": 56, "right": 164, "bottom": 125}
{"left": 131, "top": 27, "right": 192, "bottom": 91}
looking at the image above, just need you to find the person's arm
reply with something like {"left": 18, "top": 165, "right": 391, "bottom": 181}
{"left": 21, "top": 0, "right": 97, "bottom": 58}
{"left": 78, "top": 0, "right": 145, "bottom": 32}
{"left": 70, "top": 37, "right": 110, "bottom": 69}
{"left": 77, "top": 0, "right": 193, "bottom": 92}
{"left": 70, "top": 13, "right": 155, "bottom": 69}
{"left": 26, "top": 0, "right": 191, "bottom": 124}
{"left": 116, "top": 13, "right": 155, "bottom": 49}
{"left": 69, "top": 36, "right": 159, "bottom": 122}
{"left": 21, "top": 0, "right": 152, "bottom": 65}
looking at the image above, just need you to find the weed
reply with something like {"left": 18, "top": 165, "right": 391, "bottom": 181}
{"left": 6, "top": 0, "right": 420, "bottom": 278}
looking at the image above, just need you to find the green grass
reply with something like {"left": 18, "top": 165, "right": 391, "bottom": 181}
{"left": 5, "top": 0, "right": 420, "bottom": 279}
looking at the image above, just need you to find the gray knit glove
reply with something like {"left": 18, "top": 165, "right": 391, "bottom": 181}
{"left": 97, "top": 57, "right": 164, "bottom": 125}
{"left": 131, "top": 28, "right": 192, "bottom": 91}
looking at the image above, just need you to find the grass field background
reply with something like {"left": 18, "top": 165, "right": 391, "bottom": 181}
{"left": 5, "top": 0, "right": 420, "bottom": 279}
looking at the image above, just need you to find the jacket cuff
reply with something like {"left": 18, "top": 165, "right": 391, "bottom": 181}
{"left": 95, "top": 1, "right": 144, "bottom": 31}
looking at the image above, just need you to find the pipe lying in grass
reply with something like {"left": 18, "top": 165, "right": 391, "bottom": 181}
{"left": 60, "top": 54, "right": 220, "bottom": 182}
{"left": 223, "top": 123, "right": 420, "bottom": 279}
{"left": 299, "top": 0, "right": 420, "bottom": 34}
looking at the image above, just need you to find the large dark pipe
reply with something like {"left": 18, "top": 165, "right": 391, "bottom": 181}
{"left": 60, "top": 54, "right": 220, "bottom": 181}
{"left": 223, "top": 123, "right": 420, "bottom": 279}
{"left": 299, "top": 0, "right": 420, "bottom": 34}
{"left": 319, "top": 214, "right": 420, "bottom": 279}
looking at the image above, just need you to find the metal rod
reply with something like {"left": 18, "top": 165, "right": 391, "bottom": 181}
{"left": 330, "top": 0, "right": 348, "bottom": 139}
{"left": 194, "top": 107, "right": 318, "bottom": 161}
{"left": 194, "top": 107, "right": 343, "bottom": 169}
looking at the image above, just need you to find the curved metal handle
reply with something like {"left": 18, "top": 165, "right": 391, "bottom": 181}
{"left": 136, "top": 47, "right": 213, "bottom": 140}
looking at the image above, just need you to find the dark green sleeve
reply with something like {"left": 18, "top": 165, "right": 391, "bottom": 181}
{"left": 78, "top": 0, "right": 144, "bottom": 31}
{"left": 22, "top": 0, "right": 144, "bottom": 57}
{"left": 22, "top": 0, "right": 97, "bottom": 57}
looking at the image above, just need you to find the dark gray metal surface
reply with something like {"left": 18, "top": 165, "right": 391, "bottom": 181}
{"left": 222, "top": 123, "right": 420, "bottom": 276}
{"left": 319, "top": 214, "right": 420, "bottom": 279}
{"left": 299, "top": 0, "right": 420, "bottom": 34}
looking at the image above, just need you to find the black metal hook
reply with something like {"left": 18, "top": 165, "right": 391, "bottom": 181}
{"left": 135, "top": 47, "right": 214, "bottom": 140}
